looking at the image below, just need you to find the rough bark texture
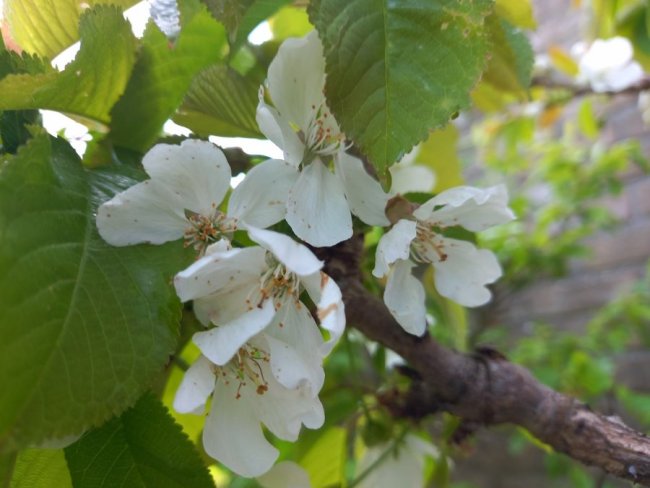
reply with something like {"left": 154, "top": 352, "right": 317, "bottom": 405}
{"left": 318, "top": 235, "right": 650, "bottom": 486}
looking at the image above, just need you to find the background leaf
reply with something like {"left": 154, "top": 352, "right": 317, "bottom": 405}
{"left": 0, "top": 6, "right": 137, "bottom": 124}
{"left": 309, "top": 0, "right": 494, "bottom": 171}
{"left": 494, "top": 0, "right": 536, "bottom": 29}
{"left": 0, "top": 134, "right": 192, "bottom": 450}
{"left": 174, "top": 64, "right": 262, "bottom": 138}
{"left": 201, "top": 0, "right": 291, "bottom": 49}
{"left": 110, "top": 4, "right": 227, "bottom": 152}
{"left": 64, "top": 394, "right": 214, "bottom": 488}
{"left": 7, "top": 449, "right": 72, "bottom": 488}
{"left": 2, "top": 0, "right": 138, "bottom": 58}
{"left": 483, "top": 16, "right": 534, "bottom": 94}
{"left": 416, "top": 124, "right": 464, "bottom": 193}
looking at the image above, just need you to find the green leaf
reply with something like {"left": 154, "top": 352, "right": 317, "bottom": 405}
{"left": 577, "top": 99, "right": 599, "bottom": 139}
{"left": 110, "top": 5, "right": 227, "bottom": 152}
{"left": 309, "top": 0, "right": 494, "bottom": 171}
{"left": 8, "top": 449, "right": 72, "bottom": 488}
{"left": 494, "top": 0, "right": 536, "bottom": 29}
{"left": 65, "top": 394, "right": 214, "bottom": 488}
{"left": 174, "top": 64, "right": 262, "bottom": 138}
{"left": 0, "top": 134, "right": 192, "bottom": 450}
{"left": 2, "top": 0, "right": 138, "bottom": 58}
{"left": 0, "top": 6, "right": 137, "bottom": 124}
{"left": 483, "top": 16, "right": 534, "bottom": 93}
{"left": 300, "top": 427, "right": 346, "bottom": 488}
{"left": 202, "top": 0, "right": 292, "bottom": 49}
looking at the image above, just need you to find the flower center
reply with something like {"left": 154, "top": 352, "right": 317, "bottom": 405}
{"left": 216, "top": 344, "right": 271, "bottom": 399}
{"left": 183, "top": 209, "right": 238, "bottom": 254}
{"left": 302, "top": 101, "right": 345, "bottom": 160}
{"left": 259, "top": 255, "right": 301, "bottom": 310}
{"left": 410, "top": 221, "right": 448, "bottom": 264}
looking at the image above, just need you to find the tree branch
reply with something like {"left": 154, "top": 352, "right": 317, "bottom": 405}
{"left": 531, "top": 75, "right": 650, "bottom": 98}
{"left": 319, "top": 235, "right": 650, "bottom": 486}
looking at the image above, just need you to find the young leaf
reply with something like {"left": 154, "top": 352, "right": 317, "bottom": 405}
{"left": 0, "top": 6, "right": 137, "bottom": 124}
{"left": 2, "top": 0, "right": 138, "bottom": 58}
{"left": 174, "top": 64, "right": 262, "bottom": 138}
{"left": 110, "top": 5, "right": 227, "bottom": 151}
{"left": 309, "top": 0, "right": 493, "bottom": 172}
{"left": 64, "top": 394, "right": 214, "bottom": 488}
{"left": 483, "top": 16, "right": 534, "bottom": 94}
{"left": 0, "top": 134, "right": 192, "bottom": 450}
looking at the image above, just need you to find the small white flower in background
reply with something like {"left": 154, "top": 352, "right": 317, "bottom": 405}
{"left": 388, "top": 146, "right": 437, "bottom": 195}
{"left": 253, "top": 31, "right": 390, "bottom": 247}
{"left": 575, "top": 37, "right": 645, "bottom": 92}
{"left": 174, "top": 350, "right": 324, "bottom": 478}
{"left": 356, "top": 434, "right": 438, "bottom": 488}
{"left": 174, "top": 226, "right": 345, "bottom": 394}
{"left": 373, "top": 185, "right": 515, "bottom": 336}
{"left": 257, "top": 461, "right": 312, "bottom": 488}
{"left": 96, "top": 139, "right": 291, "bottom": 253}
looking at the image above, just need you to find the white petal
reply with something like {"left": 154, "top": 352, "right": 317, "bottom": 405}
{"left": 256, "top": 101, "right": 305, "bottom": 165}
{"left": 602, "top": 62, "right": 644, "bottom": 91}
{"left": 143, "top": 139, "right": 232, "bottom": 216}
{"left": 253, "top": 372, "right": 325, "bottom": 440}
{"left": 173, "top": 355, "right": 215, "bottom": 414}
{"left": 247, "top": 226, "right": 322, "bottom": 276}
{"left": 372, "top": 219, "right": 417, "bottom": 277}
{"left": 204, "top": 379, "right": 279, "bottom": 477}
{"left": 228, "top": 159, "right": 299, "bottom": 227}
{"left": 193, "top": 280, "right": 259, "bottom": 326}
{"left": 384, "top": 259, "right": 427, "bottom": 336}
{"left": 334, "top": 152, "right": 390, "bottom": 226}
{"left": 267, "top": 31, "right": 325, "bottom": 132}
{"left": 389, "top": 163, "right": 436, "bottom": 194}
{"left": 287, "top": 160, "right": 352, "bottom": 247}
{"left": 303, "top": 272, "right": 346, "bottom": 355}
{"left": 257, "top": 461, "right": 312, "bottom": 488}
{"left": 264, "top": 302, "right": 325, "bottom": 393}
{"left": 97, "top": 179, "right": 187, "bottom": 245}
{"left": 432, "top": 237, "right": 502, "bottom": 307}
{"left": 414, "top": 184, "right": 515, "bottom": 231}
{"left": 174, "top": 246, "right": 267, "bottom": 302}
{"left": 193, "top": 300, "right": 276, "bottom": 365}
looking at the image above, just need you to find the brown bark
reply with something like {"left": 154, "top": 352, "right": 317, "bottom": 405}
{"left": 319, "top": 235, "right": 650, "bottom": 486}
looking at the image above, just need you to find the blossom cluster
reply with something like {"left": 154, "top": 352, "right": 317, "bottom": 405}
{"left": 96, "top": 30, "right": 514, "bottom": 480}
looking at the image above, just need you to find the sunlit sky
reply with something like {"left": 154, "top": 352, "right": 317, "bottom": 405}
{"left": 1, "top": 0, "right": 279, "bottom": 160}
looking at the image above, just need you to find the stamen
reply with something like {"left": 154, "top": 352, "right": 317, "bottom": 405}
{"left": 183, "top": 210, "right": 238, "bottom": 255}
{"left": 411, "top": 221, "right": 448, "bottom": 264}
{"left": 217, "top": 344, "right": 271, "bottom": 399}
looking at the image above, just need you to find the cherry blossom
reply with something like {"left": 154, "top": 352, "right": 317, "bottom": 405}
{"left": 96, "top": 139, "right": 290, "bottom": 253}
{"left": 373, "top": 185, "right": 515, "bottom": 335}
{"left": 173, "top": 349, "right": 324, "bottom": 478}
{"left": 174, "top": 226, "right": 345, "bottom": 394}
{"left": 252, "top": 31, "right": 389, "bottom": 246}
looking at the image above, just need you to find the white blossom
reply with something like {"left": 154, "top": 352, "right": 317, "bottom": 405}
{"left": 173, "top": 349, "right": 324, "bottom": 478}
{"left": 576, "top": 37, "right": 644, "bottom": 92}
{"left": 96, "top": 139, "right": 289, "bottom": 253}
{"left": 373, "top": 185, "right": 515, "bottom": 335}
{"left": 257, "top": 461, "right": 312, "bottom": 488}
{"left": 356, "top": 435, "right": 438, "bottom": 488}
{"left": 388, "top": 147, "right": 437, "bottom": 194}
{"left": 253, "top": 31, "right": 390, "bottom": 247}
{"left": 174, "top": 226, "right": 345, "bottom": 394}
